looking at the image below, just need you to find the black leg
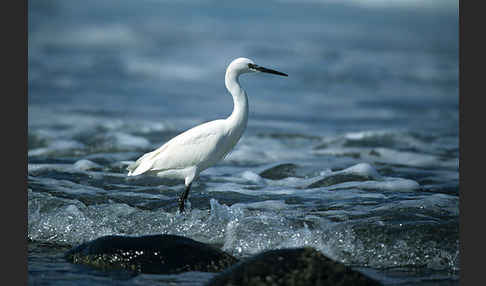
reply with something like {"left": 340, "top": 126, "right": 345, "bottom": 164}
{"left": 178, "top": 182, "right": 192, "bottom": 213}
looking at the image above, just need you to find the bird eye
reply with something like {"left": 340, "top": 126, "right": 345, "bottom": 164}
{"left": 248, "top": 63, "right": 257, "bottom": 69}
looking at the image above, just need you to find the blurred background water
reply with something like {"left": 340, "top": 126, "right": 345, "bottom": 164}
{"left": 28, "top": 0, "right": 459, "bottom": 285}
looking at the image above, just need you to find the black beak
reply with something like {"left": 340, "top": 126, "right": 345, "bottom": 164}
{"left": 249, "top": 63, "right": 288, "bottom": 77}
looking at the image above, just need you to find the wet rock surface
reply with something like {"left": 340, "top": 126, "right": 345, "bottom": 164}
{"left": 64, "top": 234, "right": 238, "bottom": 274}
{"left": 259, "top": 163, "right": 299, "bottom": 180}
{"left": 206, "top": 247, "right": 382, "bottom": 286}
{"left": 308, "top": 173, "right": 373, "bottom": 188}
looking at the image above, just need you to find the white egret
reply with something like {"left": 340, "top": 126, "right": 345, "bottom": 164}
{"left": 127, "top": 57, "right": 287, "bottom": 212}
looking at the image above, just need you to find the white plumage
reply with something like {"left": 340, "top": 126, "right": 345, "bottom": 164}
{"left": 127, "top": 57, "right": 287, "bottom": 212}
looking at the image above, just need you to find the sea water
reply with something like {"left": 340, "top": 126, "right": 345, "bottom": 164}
{"left": 28, "top": 0, "right": 459, "bottom": 285}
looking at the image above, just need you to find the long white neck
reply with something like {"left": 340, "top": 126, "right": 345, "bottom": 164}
{"left": 225, "top": 69, "right": 249, "bottom": 137}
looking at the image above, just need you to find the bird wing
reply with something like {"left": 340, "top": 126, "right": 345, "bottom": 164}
{"left": 126, "top": 145, "right": 168, "bottom": 176}
{"left": 127, "top": 120, "right": 228, "bottom": 176}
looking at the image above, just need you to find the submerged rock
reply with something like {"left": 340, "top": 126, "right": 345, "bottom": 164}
{"left": 207, "top": 247, "right": 382, "bottom": 286}
{"left": 308, "top": 173, "right": 372, "bottom": 188}
{"left": 259, "top": 163, "right": 298, "bottom": 180}
{"left": 65, "top": 234, "right": 238, "bottom": 274}
{"left": 308, "top": 163, "right": 381, "bottom": 189}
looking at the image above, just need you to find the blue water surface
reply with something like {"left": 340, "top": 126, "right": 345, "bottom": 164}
{"left": 28, "top": 0, "right": 459, "bottom": 285}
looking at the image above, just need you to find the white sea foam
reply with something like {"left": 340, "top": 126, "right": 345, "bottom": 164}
{"left": 28, "top": 159, "right": 101, "bottom": 174}
{"left": 73, "top": 159, "right": 103, "bottom": 171}
{"left": 239, "top": 170, "right": 265, "bottom": 184}
{"left": 232, "top": 200, "right": 289, "bottom": 211}
{"left": 106, "top": 132, "right": 152, "bottom": 150}
{"left": 351, "top": 178, "right": 420, "bottom": 192}
{"left": 206, "top": 162, "right": 420, "bottom": 198}
{"left": 369, "top": 148, "right": 446, "bottom": 168}
{"left": 28, "top": 140, "right": 85, "bottom": 157}
{"left": 28, "top": 164, "right": 72, "bottom": 174}
{"left": 340, "top": 162, "right": 382, "bottom": 179}
{"left": 28, "top": 190, "right": 458, "bottom": 271}
{"left": 226, "top": 136, "right": 315, "bottom": 166}
{"left": 313, "top": 146, "right": 453, "bottom": 169}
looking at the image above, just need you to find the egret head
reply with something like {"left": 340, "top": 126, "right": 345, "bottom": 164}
{"left": 227, "top": 57, "right": 288, "bottom": 77}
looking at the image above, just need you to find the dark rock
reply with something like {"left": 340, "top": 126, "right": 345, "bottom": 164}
{"left": 368, "top": 149, "right": 381, "bottom": 157}
{"left": 259, "top": 163, "right": 298, "bottom": 180}
{"left": 65, "top": 234, "right": 238, "bottom": 274}
{"left": 206, "top": 247, "right": 382, "bottom": 286}
{"left": 307, "top": 173, "right": 372, "bottom": 189}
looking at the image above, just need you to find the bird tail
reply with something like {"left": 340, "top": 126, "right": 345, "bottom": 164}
{"left": 126, "top": 151, "right": 156, "bottom": 176}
